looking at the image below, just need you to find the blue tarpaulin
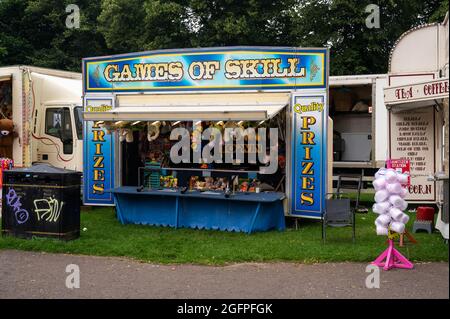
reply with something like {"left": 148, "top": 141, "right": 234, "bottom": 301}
{"left": 109, "top": 187, "right": 286, "bottom": 233}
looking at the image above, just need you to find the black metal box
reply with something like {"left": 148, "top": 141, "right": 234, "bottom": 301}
{"left": 1, "top": 164, "right": 81, "bottom": 240}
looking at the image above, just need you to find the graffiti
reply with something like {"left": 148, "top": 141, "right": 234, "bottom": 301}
{"left": 5, "top": 188, "right": 29, "bottom": 224}
{"left": 34, "top": 197, "right": 64, "bottom": 223}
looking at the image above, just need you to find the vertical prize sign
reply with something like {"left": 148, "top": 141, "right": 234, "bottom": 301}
{"left": 83, "top": 97, "right": 115, "bottom": 205}
{"left": 291, "top": 94, "right": 327, "bottom": 218}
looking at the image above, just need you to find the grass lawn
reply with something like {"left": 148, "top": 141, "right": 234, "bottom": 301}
{"left": 0, "top": 206, "right": 448, "bottom": 265}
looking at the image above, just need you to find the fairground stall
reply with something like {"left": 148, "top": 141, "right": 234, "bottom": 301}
{"left": 82, "top": 46, "right": 330, "bottom": 233}
{"left": 384, "top": 13, "right": 449, "bottom": 239}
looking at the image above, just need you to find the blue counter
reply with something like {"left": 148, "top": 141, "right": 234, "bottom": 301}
{"left": 108, "top": 186, "right": 286, "bottom": 233}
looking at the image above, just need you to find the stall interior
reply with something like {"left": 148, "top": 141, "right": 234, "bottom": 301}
{"left": 0, "top": 78, "right": 15, "bottom": 165}
{"left": 329, "top": 85, "right": 372, "bottom": 162}
{"left": 116, "top": 111, "right": 287, "bottom": 195}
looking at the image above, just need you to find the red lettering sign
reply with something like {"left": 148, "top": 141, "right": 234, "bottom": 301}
{"left": 387, "top": 159, "right": 411, "bottom": 186}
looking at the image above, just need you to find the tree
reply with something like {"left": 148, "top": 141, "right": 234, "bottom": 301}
{"left": 98, "top": 0, "right": 193, "bottom": 53}
{"left": 1, "top": 0, "right": 447, "bottom": 74}
{"left": 286, "top": 0, "right": 446, "bottom": 75}
{"left": 0, "top": 0, "right": 34, "bottom": 65}
{"left": 0, "top": 0, "right": 108, "bottom": 71}
{"left": 187, "top": 0, "right": 296, "bottom": 47}
{"left": 429, "top": 0, "right": 448, "bottom": 22}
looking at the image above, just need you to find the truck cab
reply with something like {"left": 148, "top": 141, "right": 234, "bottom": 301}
{"left": 33, "top": 101, "right": 83, "bottom": 171}
{"left": 0, "top": 66, "right": 83, "bottom": 172}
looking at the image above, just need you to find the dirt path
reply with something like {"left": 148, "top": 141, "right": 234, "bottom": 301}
{"left": 0, "top": 250, "right": 448, "bottom": 299}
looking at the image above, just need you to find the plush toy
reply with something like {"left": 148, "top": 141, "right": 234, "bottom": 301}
{"left": 119, "top": 128, "right": 134, "bottom": 143}
{"left": 191, "top": 122, "right": 203, "bottom": 151}
{"left": 147, "top": 121, "right": 161, "bottom": 142}
{"left": 100, "top": 121, "right": 117, "bottom": 134}
{"left": 0, "top": 119, "right": 18, "bottom": 159}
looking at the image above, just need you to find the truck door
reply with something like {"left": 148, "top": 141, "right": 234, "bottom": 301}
{"left": 38, "top": 106, "right": 74, "bottom": 168}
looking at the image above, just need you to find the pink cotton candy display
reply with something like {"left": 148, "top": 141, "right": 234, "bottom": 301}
{"left": 389, "top": 195, "right": 404, "bottom": 208}
{"left": 390, "top": 208, "right": 409, "bottom": 224}
{"left": 398, "top": 213, "right": 410, "bottom": 224}
{"left": 390, "top": 221, "right": 405, "bottom": 234}
{"left": 373, "top": 177, "right": 386, "bottom": 191}
{"left": 375, "top": 214, "right": 391, "bottom": 227}
{"left": 385, "top": 169, "right": 398, "bottom": 183}
{"left": 372, "top": 203, "right": 380, "bottom": 214}
{"left": 375, "top": 190, "right": 389, "bottom": 203}
{"left": 389, "top": 207, "right": 403, "bottom": 220}
{"left": 386, "top": 182, "right": 402, "bottom": 194}
{"left": 375, "top": 168, "right": 387, "bottom": 179}
{"left": 389, "top": 195, "right": 408, "bottom": 211}
{"left": 397, "top": 173, "right": 409, "bottom": 185}
{"left": 399, "top": 187, "right": 409, "bottom": 198}
{"left": 376, "top": 225, "right": 389, "bottom": 236}
{"left": 398, "top": 199, "right": 408, "bottom": 211}
{"left": 373, "top": 201, "right": 391, "bottom": 214}
{"left": 372, "top": 167, "right": 410, "bottom": 236}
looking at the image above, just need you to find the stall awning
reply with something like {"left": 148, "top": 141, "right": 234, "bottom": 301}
{"left": 83, "top": 92, "right": 289, "bottom": 121}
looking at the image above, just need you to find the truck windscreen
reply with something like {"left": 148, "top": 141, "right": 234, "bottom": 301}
{"left": 74, "top": 106, "right": 83, "bottom": 139}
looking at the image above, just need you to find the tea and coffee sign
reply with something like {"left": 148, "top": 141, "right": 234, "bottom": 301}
{"left": 385, "top": 78, "right": 449, "bottom": 105}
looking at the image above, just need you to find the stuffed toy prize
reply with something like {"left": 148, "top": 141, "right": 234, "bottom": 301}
{"left": 147, "top": 121, "right": 161, "bottom": 142}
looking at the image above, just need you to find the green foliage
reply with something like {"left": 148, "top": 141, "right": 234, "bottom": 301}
{"left": 0, "top": 207, "right": 448, "bottom": 264}
{"left": 0, "top": 0, "right": 108, "bottom": 71}
{"left": 98, "top": 0, "right": 192, "bottom": 53}
{"left": 429, "top": 0, "right": 449, "bottom": 22}
{"left": 0, "top": 0, "right": 448, "bottom": 73}
{"left": 288, "top": 0, "right": 446, "bottom": 74}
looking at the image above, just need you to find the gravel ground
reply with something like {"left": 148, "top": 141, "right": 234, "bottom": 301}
{"left": 0, "top": 250, "right": 448, "bottom": 299}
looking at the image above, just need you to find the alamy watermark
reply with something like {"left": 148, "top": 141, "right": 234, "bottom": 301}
{"left": 365, "top": 264, "right": 380, "bottom": 289}
{"left": 169, "top": 126, "right": 279, "bottom": 174}
{"left": 66, "top": 4, "right": 80, "bottom": 29}
{"left": 65, "top": 264, "right": 80, "bottom": 289}
{"left": 365, "top": 4, "right": 380, "bottom": 29}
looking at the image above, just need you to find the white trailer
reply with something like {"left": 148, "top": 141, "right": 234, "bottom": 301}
{"left": 384, "top": 12, "right": 449, "bottom": 240}
{"left": 329, "top": 74, "right": 389, "bottom": 188}
{"left": 0, "top": 65, "right": 83, "bottom": 171}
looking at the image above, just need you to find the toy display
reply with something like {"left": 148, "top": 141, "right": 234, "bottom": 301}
{"left": 192, "top": 176, "right": 228, "bottom": 191}
{"left": 160, "top": 175, "right": 178, "bottom": 188}
{"left": 0, "top": 157, "right": 14, "bottom": 188}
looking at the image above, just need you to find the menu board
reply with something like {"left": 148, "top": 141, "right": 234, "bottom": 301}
{"left": 389, "top": 107, "right": 435, "bottom": 201}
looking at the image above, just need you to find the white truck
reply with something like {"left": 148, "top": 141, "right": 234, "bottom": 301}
{"left": 329, "top": 74, "right": 389, "bottom": 189}
{"left": 0, "top": 65, "right": 83, "bottom": 171}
